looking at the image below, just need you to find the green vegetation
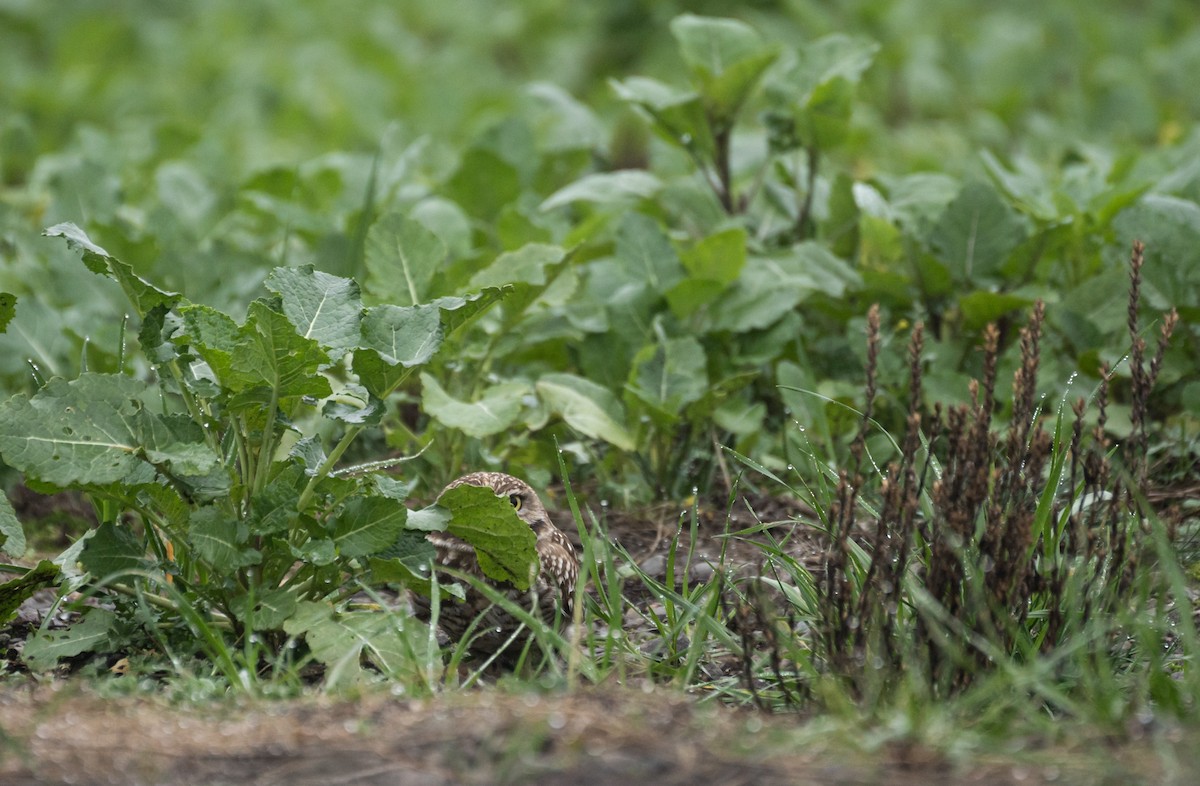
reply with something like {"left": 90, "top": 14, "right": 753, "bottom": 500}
{"left": 0, "top": 0, "right": 1196, "bottom": 762}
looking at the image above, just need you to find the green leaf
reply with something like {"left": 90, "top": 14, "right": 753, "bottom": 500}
{"left": 0, "top": 374, "right": 209, "bottom": 487}
{"left": 0, "top": 492, "right": 25, "bottom": 557}
{"left": 767, "top": 35, "right": 878, "bottom": 149}
{"left": 368, "top": 529, "right": 440, "bottom": 594}
{"left": 610, "top": 76, "right": 714, "bottom": 159}
{"left": 708, "top": 244, "right": 861, "bottom": 332}
{"left": 670, "top": 14, "right": 779, "bottom": 127}
{"left": 44, "top": 223, "right": 180, "bottom": 317}
{"left": 231, "top": 300, "right": 333, "bottom": 402}
{"left": 322, "top": 383, "right": 384, "bottom": 427}
{"left": 444, "top": 147, "right": 521, "bottom": 220}
{"left": 440, "top": 483, "right": 538, "bottom": 590}
{"left": 404, "top": 504, "right": 451, "bottom": 532}
{"left": 331, "top": 496, "right": 408, "bottom": 558}
{"left": 0, "top": 560, "right": 59, "bottom": 622}
{"left": 353, "top": 304, "right": 444, "bottom": 398}
{"left": 540, "top": 170, "right": 663, "bottom": 212}
{"left": 958, "top": 290, "right": 1038, "bottom": 331}
{"left": 667, "top": 227, "right": 746, "bottom": 317}
{"left": 22, "top": 608, "right": 117, "bottom": 673}
{"left": 364, "top": 212, "right": 447, "bottom": 307}
{"left": 929, "top": 181, "right": 1028, "bottom": 285}
{"left": 768, "top": 34, "right": 878, "bottom": 106}
{"left": 284, "top": 601, "right": 433, "bottom": 687}
{"left": 78, "top": 522, "right": 147, "bottom": 579}
{"left": 469, "top": 243, "right": 566, "bottom": 289}
{"left": 420, "top": 373, "right": 528, "bottom": 439}
{"left": 264, "top": 266, "right": 363, "bottom": 360}
{"left": 230, "top": 587, "right": 297, "bottom": 630}
{"left": 0, "top": 292, "right": 15, "bottom": 334}
{"left": 615, "top": 212, "right": 686, "bottom": 294}
{"left": 189, "top": 507, "right": 259, "bottom": 573}
{"left": 628, "top": 335, "right": 708, "bottom": 418}
{"left": 430, "top": 287, "right": 510, "bottom": 338}
{"left": 536, "top": 372, "right": 635, "bottom": 451}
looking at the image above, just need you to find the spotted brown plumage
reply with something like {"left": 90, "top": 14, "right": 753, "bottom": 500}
{"left": 412, "top": 472, "right": 579, "bottom": 659}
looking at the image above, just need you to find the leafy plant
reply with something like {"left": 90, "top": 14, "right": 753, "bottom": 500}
{"left": 0, "top": 223, "right": 543, "bottom": 687}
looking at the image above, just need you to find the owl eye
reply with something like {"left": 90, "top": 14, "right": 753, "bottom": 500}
{"left": 509, "top": 494, "right": 523, "bottom": 511}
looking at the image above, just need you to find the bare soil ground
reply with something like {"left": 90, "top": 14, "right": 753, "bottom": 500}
{"left": 3, "top": 683, "right": 1198, "bottom": 786}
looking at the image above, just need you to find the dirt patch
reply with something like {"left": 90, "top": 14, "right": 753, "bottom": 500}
{"left": 3, "top": 683, "right": 1193, "bottom": 786}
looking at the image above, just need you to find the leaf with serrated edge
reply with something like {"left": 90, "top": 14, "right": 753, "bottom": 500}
{"left": 22, "top": 609, "right": 117, "bottom": 673}
{"left": 264, "top": 266, "right": 362, "bottom": 360}
{"left": 44, "top": 223, "right": 180, "bottom": 317}
{"left": 439, "top": 484, "right": 537, "bottom": 590}
{"left": 0, "top": 374, "right": 158, "bottom": 487}
{"left": 331, "top": 496, "right": 408, "bottom": 558}
{"left": 364, "top": 213, "right": 446, "bottom": 307}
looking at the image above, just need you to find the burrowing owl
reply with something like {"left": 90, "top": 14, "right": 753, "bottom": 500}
{"left": 413, "top": 472, "right": 579, "bottom": 658}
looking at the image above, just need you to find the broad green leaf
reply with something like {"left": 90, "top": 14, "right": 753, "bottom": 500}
{"left": 615, "top": 212, "right": 686, "bottom": 294}
{"left": 431, "top": 287, "right": 510, "bottom": 337}
{"left": 291, "top": 538, "right": 337, "bottom": 567}
{"left": 668, "top": 227, "right": 746, "bottom": 317}
{"left": 540, "top": 170, "right": 663, "bottom": 212}
{"left": 141, "top": 413, "right": 222, "bottom": 477}
{"left": 444, "top": 147, "right": 521, "bottom": 219}
{"left": 469, "top": 243, "right": 566, "bottom": 289}
{"left": 22, "top": 608, "right": 117, "bottom": 673}
{"left": 264, "top": 266, "right": 363, "bottom": 359}
{"left": 364, "top": 212, "right": 446, "bottom": 307}
{"left": 440, "top": 483, "right": 537, "bottom": 590}
{"left": 420, "top": 373, "right": 528, "bottom": 439}
{"left": 368, "top": 474, "right": 410, "bottom": 502}
{"left": 680, "top": 227, "right": 746, "bottom": 285}
{"left": 44, "top": 223, "right": 180, "bottom": 317}
{"left": 331, "top": 496, "right": 408, "bottom": 558}
{"left": 708, "top": 244, "right": 861, "bottom": 332}
{"left": 284, "top": 601, "right": 434, "bottom": 687}
{"left": 610, "top": 76, "right": 714, "bottom": 159}
{"left": 981, "top": 151, "right": 1059, "bottom": 222}
{"left": 958, "top": 290, "right": 1038, "bottom": 331}
{"left": 767, "top": 35, "right": 878, "bottom": 149}
{"left": 929, "top": 181, "right": 1028, "bottom": 284}
{"left": 0, "top": 492, "right": 25, "bottom": 557}
{"left": 0, "top": 560, "right": 59, "bottom": 622}
{"left": 230, "top": 300, "right": 333, "bottom": 402}
{"left": 368, "top": 529, "right": 442, "bottom": 595}
{"left": 189, "top": 507, "right": 259, "bottom": 573}
{"left": 670, "top": 14, "right": 779, "bottom": 127}
{"left": 174, "top": 303, "right": 241, "bottom": 381}
{"left": 1114, "top": 194, "right": 1200, "bottom": 308}
{"left": 404, "top": 504, "right": 451, "bottom": 532}
{"left": 768, "top": 34, "right": 879, "bottom": 106}
{"left": 353, "top": 303, "right": 443, "bottom": 398}
{"left": 230, "top": 587, "right": 297, "bottom": 630}
{"left": 78, "top": 522, "right": 147, "bottom": 579}
{"left": 0, "top": 374, "right": 164, "bottom": 487}
{"left": 536, "top": 372, "right": 635, "bottom": 451}
{"left": 0, "top": 292, "right": 14, "bottom": 334}
{"left": 523, "top": 81, "right": 604, "bottom": 153}
{"left": 628, "top": 335, "right": 708, "bottom": 418}
{"left": 248, "top": 465, "right": 304, "bottom": 535}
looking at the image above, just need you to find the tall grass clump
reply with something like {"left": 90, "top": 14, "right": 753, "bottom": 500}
{"left": 746, "top": 242, "right": 1191, "bottom": 725}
